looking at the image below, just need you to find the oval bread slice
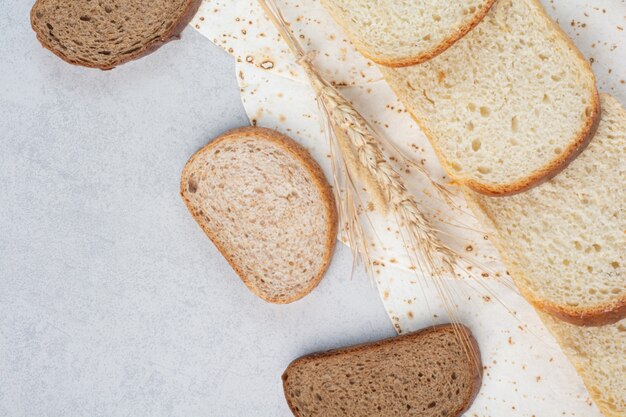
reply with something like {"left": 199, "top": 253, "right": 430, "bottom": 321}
{"left": 282, "top": 324, "right": 482, "bottom": 417}
{"left": 30, "top": 0, "right": 201, "bottom": 69}
{"left": 465, "top": 94, "right": 625, "bottom": 326}
{"left": 320, "top": 0, "right": 497, "bottom": 67}
{"left": 180, "top": 127, "right": 338, "bottom": 304}
{"left": 383, "top": 0, "right": 600, "bottom": 195}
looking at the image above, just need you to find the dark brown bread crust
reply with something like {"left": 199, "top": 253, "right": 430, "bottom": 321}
{"left": 180, "top": 126, "right": 338, "bottom": 304}
{"left": 282, "top": 324, "right": 482, "bottom": 417}
{"left": 30, "top": 0, "right": 201, "bottom": 70}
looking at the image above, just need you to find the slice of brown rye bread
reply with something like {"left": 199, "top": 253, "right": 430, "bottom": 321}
{"left": 282, "top": 324, "right": 482, "bottom": 417}
{"left": 30, "top": 0, "right": 201, "bottom": 69}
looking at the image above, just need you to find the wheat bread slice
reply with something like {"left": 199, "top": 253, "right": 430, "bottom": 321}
{"left": 464, "top": 94, "right": 625, "bottom": 326}
{"left": 30, "top": 0, "right": 201, "bottom": 69}
{"left": 382, "top": 0, "right": 600, "bottom": 196}
{"left": 540, "top": 313, "right": 626, "bottom": 417}
{"left": 320, "top": 0, "right": 497, "bottom": 67}
{"left": 180, "top": 127, "right": 338, "bottom": 304}
{"left": 282, "top": 324, "right": 482, "bottom": 417}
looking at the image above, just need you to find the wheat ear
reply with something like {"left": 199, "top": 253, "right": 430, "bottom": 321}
{"left": 257, "top": 0, "right": 460, "bottom": 272}
{"left": 256, "top": 0, "right": 494, "bottom": 365}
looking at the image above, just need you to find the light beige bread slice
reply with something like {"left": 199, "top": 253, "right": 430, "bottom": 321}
{"left": 30, "top": 0, "right": 201, "bottom": 69}
{"left": 540, "top": 313, "right": 626, "bottom": 417}
{"left": 282, "top": 324, "right": 482, "bottom": 417}
{"left": 320, "top": 0, "right": 497, "bottom": 67}
{"left": 382, "top": 0, "right": 599, "bottom": 196}
{"left": 180, "top": 127, "right": 338, "bottom": 304}
{"left": 465, "top": 94, "right": 625, "bottom": 326}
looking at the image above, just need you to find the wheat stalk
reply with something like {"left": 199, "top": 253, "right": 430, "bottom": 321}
{"left": 257, "top": 0, "right": 461, "bottom": 273}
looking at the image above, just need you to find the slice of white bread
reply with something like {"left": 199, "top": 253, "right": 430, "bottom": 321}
{"left": 320, "top": 0, "right": 496, "bottom": 67}
{"left": 540, "top": 313, "right": 626, "bottom": 417}
{"left": 282, "top": 324, "right": 482, "bottom": 417}
{"left": 464, "top": 94, "right": 625, "bottom": 325}
{"left": 382, "top": 0, "right": 600, "bottom": 196}
{"left": 180, "top": 127, "right": 338, "bottom": 304}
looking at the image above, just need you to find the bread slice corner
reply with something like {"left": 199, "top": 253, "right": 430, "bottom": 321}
{"left": 181, "top": 127, "right": 338, "bottom": 304}
{"left": 321, "top": 0, "right": 497, "bottom": 67}
{"left": 282, "top": 324, "right": 482, "bottom": 417}
{"left": 30, "top": 0, "right": 202, "bottom": 69}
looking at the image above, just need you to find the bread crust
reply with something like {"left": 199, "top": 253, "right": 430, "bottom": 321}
{"left": 282, "top": 324, "right": 482, "bottom": 417}
{"left": 321, "top": 0, "right": 497, "bottom": 67}
{"left": 180, "top": 126, "right": 338, "bottom": 304}
{"left": 30, "top": 0, "right": 202, "bottom": 70}
{"left": 525, "top": 287, "right": 626, "bottom": 327}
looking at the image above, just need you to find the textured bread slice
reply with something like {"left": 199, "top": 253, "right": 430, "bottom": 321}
{"left": 180, "top": 127, "right": 338, "bottom": 304}
{"left": 282, "top": 325, "right": 482, "bottom": 417}
{"left": 320, "top": 0, "right": 496, "bottom": 67}
{"left": 540, "top": 313, "right": 626, "bottom": 417}
{"left": 30, "top": 0, "right": 201, "bottom": 69}
{"left": 464, "top": 94, "right": 625, "bottom": 325}
{"left": 382, "top": 0, "right": 599, "bottom": 195}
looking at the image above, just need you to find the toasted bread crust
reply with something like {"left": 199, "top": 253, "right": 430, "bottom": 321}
{"left": 180, "top": 127, "right": 338, "bottom": 304}
{"left": 321, "top": 0, "right": 497, "bottom": 68}
{"left": 282, "top": 324, "right": 482, "bottom": 417}
{"left": 30, "top": 0, "right": 201, "bottom": 70}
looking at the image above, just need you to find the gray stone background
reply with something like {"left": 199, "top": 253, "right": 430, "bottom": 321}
{"left": 0, "top": 2, "right": 394, "bottom": 416}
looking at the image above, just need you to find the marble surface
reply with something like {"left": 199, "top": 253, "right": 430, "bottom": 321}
{"left": 0, "top": 2, "right": 395, "bottom": 416}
